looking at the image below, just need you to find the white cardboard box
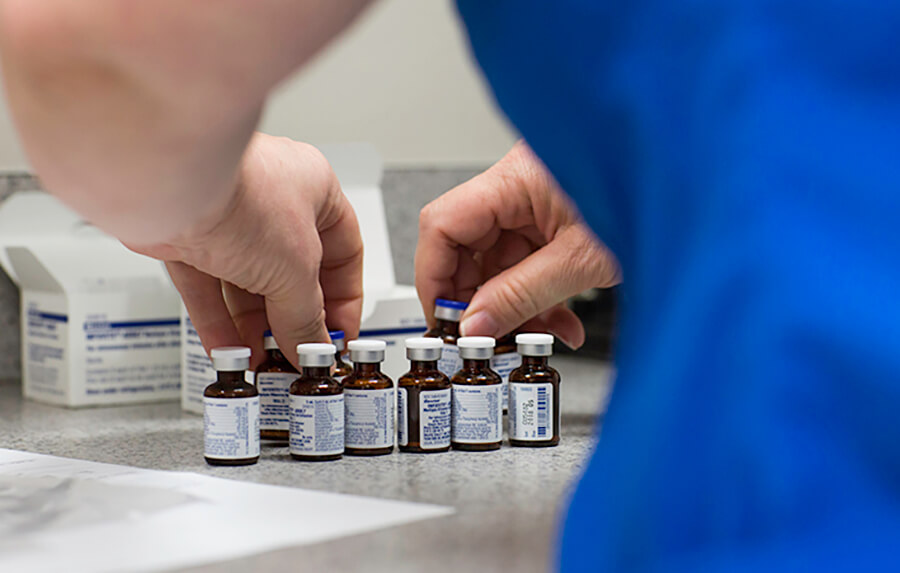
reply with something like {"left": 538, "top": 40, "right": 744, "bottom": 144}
{"left": 0, "top": 192, "right": 182, "bottom": 407}
{"left": 179, "top": 144, "right": 427, "bottom": 414}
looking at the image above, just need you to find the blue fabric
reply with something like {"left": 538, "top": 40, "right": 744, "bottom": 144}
{"left": 455, "top": 1, "right": 900, "bottom": 570}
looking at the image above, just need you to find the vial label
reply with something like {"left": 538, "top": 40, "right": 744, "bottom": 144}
{"left": 451, "top": 384, "right": 502, "bottom": 444}
{"left": 420, "top": 388, "right": 451, "bottom": 449}
{"left": 491, "top": 351, "right": 522, "bottom": 411}
{"left": 289, "top": 394, "right": 344, "bottom": 456}
{"left": 397, "top": 387, "right": 409, "bottom": 446}
{"left": 204, "top": 396, "right": 260, "bottom": 459}
{"left": 438, "top": 344, "right": 462, "bottom": 377}
{"left": 256, "top": 372, "right": 296, "bottom": 431}
{"left": 509, "top": 383, "right": 554, "bottom": 440}
{"left": 345, "top": 388, "right": 395, "bottom": 449}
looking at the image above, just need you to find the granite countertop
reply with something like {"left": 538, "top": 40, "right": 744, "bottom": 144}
{"left": 0, "top": 355, "right": 612, "bottom": 573}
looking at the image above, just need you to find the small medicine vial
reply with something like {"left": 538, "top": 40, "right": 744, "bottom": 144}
{"left": 451, "top": 336, "right": 503, "bottom": 451}
{"left": 204, "top": 346, "right": 260, "bottom": 466}
{"left": 509, "top": 333, "right": 560, "bottom": 447}
{"left": 425, "top": 298, "right": 468, "bottom": 377}
{"left": 398, "top": 338, "right": 451, "bottom": 453}
{"left": 330, "top": 330, "right": 353, "bottom": 382}
{"left": 344, "top": 340, "right": 395, "bottom": 456}
{"left": 290, "top": 343, "right": 344, "bottom": 461}
{"left": 255, "top": 329, "right": 299, "bottom": 441}
{"left": 491, "top": 333, "right": 522, "bottom": 414}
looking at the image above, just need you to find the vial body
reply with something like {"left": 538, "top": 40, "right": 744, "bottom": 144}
{"left": 451, "top": 359, "right": 503, "bottom": 451}
{"left": 204, "top": 370, "right": 260, "bottom": 466}
{"left": 255, "top": 347, "right": 298, "bottom": 441}
{"left": 289, "top": 367, "right": 344, "bottom": 461}
{"left": 398, "top": 361, "right": 451, "bottom": 453}
{"left": 425, "top": 320, "right": 461, "bottom": 378}
{"left": 509, "top": 358, "right": 561, "bottom": 447}
{"left": 343, "top": 362, "right": 395, "bottom": 456}
{"left": 491, "top": 334, "right": 521, "bottom": 414}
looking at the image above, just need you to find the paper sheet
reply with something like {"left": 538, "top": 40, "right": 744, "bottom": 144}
{"left": 0, "top": 449, "right": 452, "bottom": 572}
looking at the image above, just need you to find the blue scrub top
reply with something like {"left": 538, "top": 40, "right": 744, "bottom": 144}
{"left": 455, "top": 1, "right": 900, "bottom": 570}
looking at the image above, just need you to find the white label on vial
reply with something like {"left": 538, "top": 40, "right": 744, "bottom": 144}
{"left": 204, "top": 396, "right": 260, "bottom": 459}
{"left": 438, "top": 343, "right": 461, "bottom": 377}
{"left": 491, "top": 351, "right": 522, "bottom": 411}
{"left": 344, "top": 388, "right": 395, "bottom": 449}
{"left": 398, "top": 387, "right": 409, "bottom": 446}
{"left": 289, "top": 394, "right": 344, "bottom": 456}
{"left": 451, "top": 384, "right": 502, "bottom": 444}
{"left": 420, "top": 388, "right": 451, "bottom": 449}
{"left": 256, "top": 372, "right": 296, "bottom": 431}
{"left": 509, "top": 383, "right": 554, "bottom": 441}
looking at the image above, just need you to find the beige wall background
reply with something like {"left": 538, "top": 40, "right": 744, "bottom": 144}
{"left": 0, "top": 0, "right": 517, "bottom": 172}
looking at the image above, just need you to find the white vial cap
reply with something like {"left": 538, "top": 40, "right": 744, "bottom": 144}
{"left": 348, "top": 339, "right": 386, "bottom": 363}
{"left": 297, "top": 343, "right": 336, "bottom": 368}
{"left": 406, "top": 337, "right": 443, "bottom": 361}
{"left": 263, "top": 329, "right": 278, "bottom": 351}
{"left": 211, "top": 346, "right": 251, "bottom": 371}
{"left": 457, "top": 336, "right": 495, "bottom": 360}
{"left": 516, "top": 333, "right": 554, "bottom": 356}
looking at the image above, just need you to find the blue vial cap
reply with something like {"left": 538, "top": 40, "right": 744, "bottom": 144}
{"left": 263, "top": 329, "right": 273, "bottom": 338}
{"left": 329, "top": 330, "right": 346, "bottom": 341}
{"left": 435, "top": 298, "right": 468, "bottom": 310}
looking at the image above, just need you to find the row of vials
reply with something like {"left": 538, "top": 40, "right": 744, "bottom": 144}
{"left": 202, "top": 331, "right": 561, "bottom": 465}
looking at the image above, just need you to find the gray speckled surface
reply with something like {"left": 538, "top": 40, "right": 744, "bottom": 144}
{"left": 0, "top": 355, "right": 611, "bottom": 573}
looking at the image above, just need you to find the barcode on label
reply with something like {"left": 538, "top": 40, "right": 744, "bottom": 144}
{"left": 537, "top": 386, "right": 548, "bottom": 437}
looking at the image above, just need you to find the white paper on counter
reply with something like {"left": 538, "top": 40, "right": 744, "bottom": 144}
{"left": 0, "top": 449, "right": 453, "bottom": 572}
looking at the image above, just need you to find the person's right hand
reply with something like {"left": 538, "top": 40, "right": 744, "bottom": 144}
{"left": 415, "top": 142, "right": 620, "bottom": 349}
{"left": 129, "top": 133, "right": 364, "bottom": 368}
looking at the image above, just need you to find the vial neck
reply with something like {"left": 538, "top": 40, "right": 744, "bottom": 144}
{"left": 270, "top": 348, "right": 287, "bottom": 362}
{"left": 216, "top": 370, "right": 245, "bottom": 384}
{"left": 353, "top": 362, "right": 382, "bottom": 376}
{"left": 304, "top": 366, "right": 331, "bottom": 377}
{"left": 334, "top": 351, "right": 345, "bottom": 362}
{"left": 410, "top": 360, "right": 439, "bottom": 372}
{"left": 462, "top": 358, "right": 490, "bottom": 370}
{"left": 523, "top": 356, "right": 549, "bottom": 367}
{"left": 434, "top": 319, "right": 460, "bottom": 336}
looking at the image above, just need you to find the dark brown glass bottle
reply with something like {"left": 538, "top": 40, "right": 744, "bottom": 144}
{"left": 509, "top": 334, "right": 560, "bottom": 447}
{"left": 256, "top": 330, "right": 298, "bottom": 441}
{"left": 491, "top": 332, "right": 521, "bottom": 414}
{"left": 451, "top": 337, "right": 503, "bottom": 451}
{"left": 398, "top": 338, "right": 451, "bottom": 453}
{"left": 343, "top": 340, "right": 395, "bottom": 456}
{"left": 424, "top": 298, "right": 467, "bottom": 377}
{"left": 330, "top": 330, "right": 353, "bottom": 382}
{"left": 290, "top": 343, "right": 344, "bottom": 462}
{"left": 204, "top": 346, "right": 260, "bottom": 466}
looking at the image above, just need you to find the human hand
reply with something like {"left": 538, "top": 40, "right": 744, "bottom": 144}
{"left": 415, "top": 142, "right": 620, "bottom": 349}
{"left": 130, "top": 133, "right": 363, "bottom": 368}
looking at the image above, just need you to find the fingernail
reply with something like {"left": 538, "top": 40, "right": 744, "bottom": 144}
{"left": 460, "top": 311, "right": 499, "bottom": 337}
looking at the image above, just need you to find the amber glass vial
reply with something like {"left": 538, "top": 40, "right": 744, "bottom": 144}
{"left": 343, "top": 340, "right": 395, "bottom": 456}
{"left": 255, "top": 329, "right": 299, "bottom": 441}
{"left": 424, "top": 298, "right": 468, "bottom": 377}
{"left": 204, "top": 346, "right": 260, "bottom": 466}
{"left": 491, "top": 332, "right": 521, "bottom": 414}
{"left": 330, "top": 330, "right": 353, "bottom": 382}
{"left": 398, "top": 337, "right": 451, "bottom": 453}
{"left": 290, "top": 343, "right": 344, "bottom": 462}
{"left": 451, "top": 336, "right": 503, "bottom": 451}
{"left": 509, "top": 334, "right": 560, "bottom": 447}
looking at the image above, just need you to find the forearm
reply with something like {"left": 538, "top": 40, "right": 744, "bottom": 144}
{"left": 0, "top": 0, "right": 371, "bottom": 244}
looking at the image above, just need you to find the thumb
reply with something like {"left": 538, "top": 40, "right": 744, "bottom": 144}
{"left": 459, "top": 225, "right": 619, "bottom": 347}
{"left": 266, "top": 282, "right": 331, "bottom": 369}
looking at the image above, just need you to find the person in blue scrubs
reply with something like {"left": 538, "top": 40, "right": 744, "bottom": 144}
{"left": 4, "top": 0, "right": 898, "bottom": 570}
